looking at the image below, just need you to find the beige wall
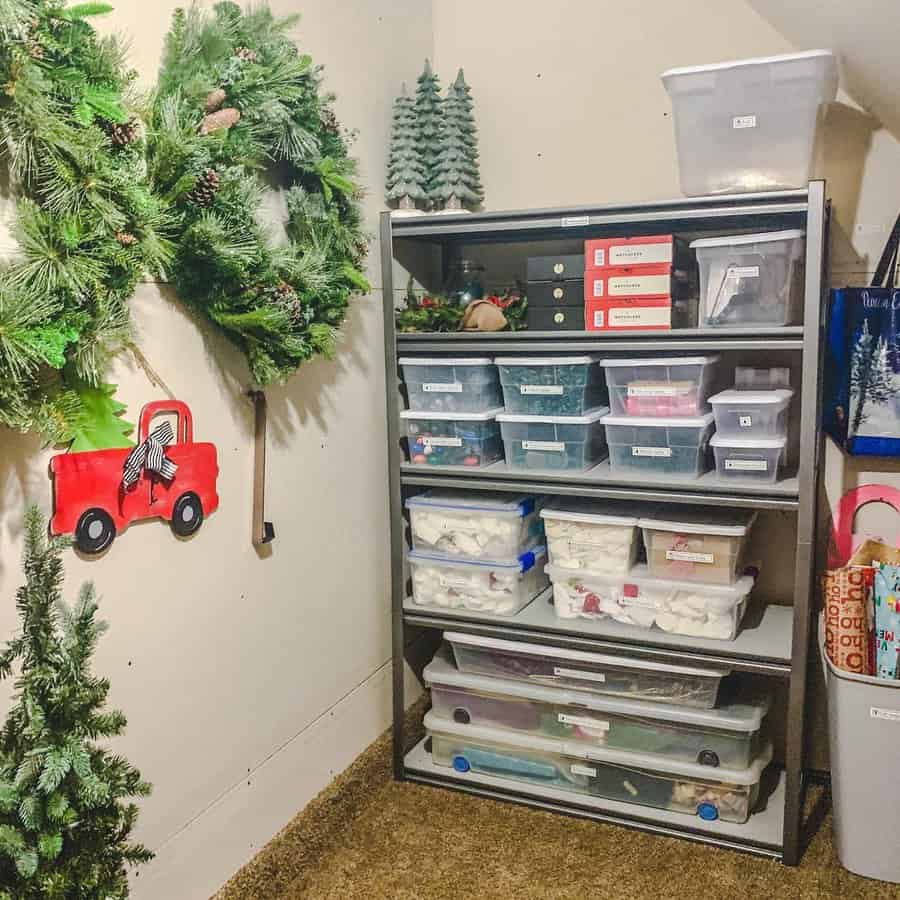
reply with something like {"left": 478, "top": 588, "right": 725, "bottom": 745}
{"left": 0, "top": 2, "right": 430, "bottom": 897}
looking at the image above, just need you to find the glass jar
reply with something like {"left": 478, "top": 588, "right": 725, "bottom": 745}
{"left": 444, "top": 260, "right": 485, "bottom": 307}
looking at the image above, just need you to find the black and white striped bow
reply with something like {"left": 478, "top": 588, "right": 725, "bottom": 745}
{"left": 122, "top": 422, "right": 178, "bottom": 489}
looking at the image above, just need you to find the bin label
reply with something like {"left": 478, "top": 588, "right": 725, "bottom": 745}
{"left": 562, "top": 215, "right": 590, "bottom": 228}
{"left": 558, "top": 713, "right": 610, "bottom": 731}
{"left": 570, "top": 763, "right": 597, "bottom": 777}
{"left": 871, "top": 707, "right": 900, "bottom": 722}
{"left": 666, "top": 550, "right": 715, "bottom": 564}
{"left": 739, "top": 415, "right": 753, "bottom": 427}
{"left": 632, "top": 446, "right": 672, "bottom": 457}
{"left": 523, "top": 440, "right": 565, "bottom": 452}
{"left": 554, "top": 666, "right": 605, "bottom": 683}
{"left": 732, "top": 114, "right": 757, "bottom": 129}
{"left": 423, "top": 437, "right": 463, "bottom": 448}
{"left": 628, "top": 384, "right": 683, "bottom": 397}
{"left": 727, "top": 265, "right": 760, "bottom": 279}
{"left": 725, "top": 458, "right": 768, "bottom": 472}
{"left": 521, "top": 384, "right": 564, "bottom": 395}
{"left": 423, "top": 382, "right": 462, "bottom": 393}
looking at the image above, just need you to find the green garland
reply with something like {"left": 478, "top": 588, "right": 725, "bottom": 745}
{"left": 0, "top": 1, "right": 170, "bottom": 447}
{"left": 148, "top": 2, "right": 369, "bottom": 387}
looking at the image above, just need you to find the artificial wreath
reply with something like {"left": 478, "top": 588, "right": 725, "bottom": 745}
{"left": 147, "top": 2, "right": 369, "bottom": 387}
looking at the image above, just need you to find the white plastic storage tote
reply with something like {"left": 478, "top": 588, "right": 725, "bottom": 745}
{"left": 425, "top": 646, "right": 770, "bottom": 769}
{"left": 661, "top": 50, "right": 838, "bottom": 195}
{"left": 494, "top": 356, "right": 606, "bottom": 416}
{"left": 709, "top": 388, "right": 793, "bottom": 439}
{"left": 445, "top": 632, "right": 729, "bottom": 708}
{"left": 602, "top": 412, "right": 715, "bottom": 478}
{"left": 711, "top": 435, "right": 787, "bottom": 483}
{"left": 399, "top": 357, "right": 501, "bottom": 413}
{"left": 402, "top": 408, "right": 504, "bottom": 468}
{"left": 497, "top": 408, "right": 609, "bottom": 472}
{"left": 425, "top": 711, "right": 773, "bottom": 824}
{"left": 601, "top": 356, "right": 719, "bottom": 417}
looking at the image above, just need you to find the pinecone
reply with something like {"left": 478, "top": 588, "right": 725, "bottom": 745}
{"left": 320, "top": 107, "right": 340, "bottom": 135}
{"left": 234, "top": 46, "right": 259, "bottom": 63}
{"left": 105, "top": 118, "right": 139, "bottom": 147}
{"left": 115, "top": 231, "right": 137, "bottom": 246}
{"left": 266, "top": 281, "right": 304, "bottom": 324}
{"left": 187, "top": 169, "right": 221, "bottom": 208}
{"left": 200, "top": 107, "right": 241, "bottom": 136}
{"left": 205, "top": 87, "right": 227, "bottom": 113}
{"left": 26, "top": 40, "right": 44, "bottom": 60}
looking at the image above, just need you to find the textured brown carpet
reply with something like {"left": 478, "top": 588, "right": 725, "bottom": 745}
{"left": 216, "top": 702, "right": 899, "bottom": 900}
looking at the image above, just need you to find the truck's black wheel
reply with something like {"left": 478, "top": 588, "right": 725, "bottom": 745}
{"left": 75, "top": 509, "right": 116, "bottom": 555}
{"left": 171, "top": 492, "right": 204, "bottom": 537}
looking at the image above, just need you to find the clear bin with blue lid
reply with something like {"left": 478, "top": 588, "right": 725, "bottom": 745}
{"left": 497, "top": 407, "right": 609, "bottom": 472}
{"left": 406, "top": 491, "right": 545, "bottom": 561}
{"left": 494, "top": 355, "right": 607, "bottom": 415}
{"left": 425, "top": 710, "right": 773, "bottom": 823}
{"left": 408, "top": 547, "right": 548, "bottom": 617}
{"left": 709, "top": 389, "right": 793, "bottom": 439}
{"left": 602, "top": 412, "right": 714, "bottom": 477}
{"left": 425, "top": 646, "right": 770, "bottom": 768}
{"left": 402, "top": 407, "right": 504, "bottom": 468}
{"left": 399, "top": 357, "right": 502, "bottom": 413}
{"left": 711, "top": 434, "right": 787, "bottom": 484}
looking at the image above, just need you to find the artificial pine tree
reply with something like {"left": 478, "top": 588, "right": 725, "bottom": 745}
{"left": 414, "top": 59, "right": 443, "bottom": 205}
{"left": 385, "top": 83, "right": 427, "bottom": 213}
{"left": 0, "top": 509, "right": 152, "bottom": 898}
{"left": 430, "top": 69, "right": 484, "bottom": 212}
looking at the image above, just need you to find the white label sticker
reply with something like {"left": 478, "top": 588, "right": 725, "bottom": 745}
{"left": 609, "top": 244, "right": 673, "bottom": 266}
{"left": 423, "top": 436, "right": 462, "bottom": 448}
{"left": 608, "top": 306, "right": 671, "bottom": 328}
{"left": 619, "top": 591, "right": 658, "bottom": 610}
{"left": 725, "top": 458, "right": 768, "bottom": 472}
{"left": 558, "top": 713, "right": 610, "bottom": 731}
{"left": 666, "top": 550, "right": 715, "bottom": 564}
{"left": 593, "top": 248, "right": 606, "bottom": 267}
{"left": 522, "top": 440, "right": 565, "bottom": 452}
{"left": 732, "top": 114, "right": 757, "bottom": 129}
{"left": 871, "top": 707, "right": 900, "bottom": 722}
{"left": 438, "top": 574, "right": 469, "bottom": 589}
{"left": 739, "top": 415, "right": 753, "bottom": 428}
{"left": 570, "top": 763, "right": 597, "bottom": 777}
{"left": 554, "top": 666, "right": 606, "bottom": 683}
{"left": 521, "top": 384, "right": 564, "bottom": 395}
{"left": 562, "top": 215, "right": 589, "bottom": 227}
{"left": 593, "top": 310, "right": 604, "bottom": 328}
{"left": 727, "top": 265, "right": 760, "bottom": 279}
{"left": 627, "top": 384, "right": 683, "bottom": 398}
{"left": 592, "top": 279, "right": 605, "bottom": 298}
{"left": 608, "top": 273, "right": 671, "bottom": 297}
{"left": 632, "top": 446, "right": 672, "bottom": 458}
{"left": 422, "top": 382, "right": 462, "bottom": 393}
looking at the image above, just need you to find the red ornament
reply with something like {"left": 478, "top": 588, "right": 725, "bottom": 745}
{"left": 420, "top": 296, "right": 437, "bottom": 308}
{"left": 583, "top": 592, "right": 601, "bottom": 614}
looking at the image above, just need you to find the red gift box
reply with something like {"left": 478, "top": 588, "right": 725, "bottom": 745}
{"left": 585, "top": 296, "right": 671, "bottom": 331}
{"left": 585, "top": 235, "right": 678, "bottom": 270}
{"left": 585, "top": 264, "right": 685, "bottom": 302}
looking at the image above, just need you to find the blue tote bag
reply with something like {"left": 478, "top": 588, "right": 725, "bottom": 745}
{"left": 825, "top": 214, "right": 900, "bottom": 455}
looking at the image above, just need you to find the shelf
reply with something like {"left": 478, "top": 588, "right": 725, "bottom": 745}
{"left": 400, "top": 460, "right": 799, "bottom": 511}
{"left": 403, "top": 738, "right": 785, "bottom": 860}
{"left": 403, "top": 591, "right": 793, "bottom": 676}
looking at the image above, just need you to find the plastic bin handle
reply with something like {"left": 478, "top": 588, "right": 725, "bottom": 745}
{"left": 828, "top": 484, "right": 900, "bottom": 568}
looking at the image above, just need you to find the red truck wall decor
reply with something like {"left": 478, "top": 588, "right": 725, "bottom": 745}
{"left": 51, "top": 400, "right": 220, "bottom": 555}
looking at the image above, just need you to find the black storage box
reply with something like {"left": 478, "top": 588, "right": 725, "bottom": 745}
{"left": 528, "top": 279, "right": 585, "bottom": 308}
{"left": 526, "top": 306, "right": 584, "bottom": 331}
{"left": 526, "top": 254, "right": 585, "bottom": 282}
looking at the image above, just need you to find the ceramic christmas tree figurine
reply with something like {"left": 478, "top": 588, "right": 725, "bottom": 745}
{"left": 385, "top": 83, "right": 428, "bottom": 215}
{"left": 414, "top": 59, "right": 444, "bottom": 205}
{"left": 430, "top": 69, "right": 484, "bottom": 213}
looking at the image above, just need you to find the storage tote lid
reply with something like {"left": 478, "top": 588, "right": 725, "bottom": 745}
{"left": 398, "top": 357, "right": 494, "bottom": 366}
{"left": 497, "top": 407, "right": 609, "bottom": 425}
{"left": 690, "top": 230, "right": 804, "bottom": 249}
{"left": 408, "top": 546, "right": 546, "bottom": 574}
{"left": 425, "top": 646, "right": 768, "bottom": 732}
{"left": 423, "top": 710, "right": 774, "bottom": 784}
{"left": 710, "top": 434, "right": 788, "bottom": 450}
{"left": 709, "top": 389, "right": 793, "bottom": 406}
{"left": 638, "top": 506, "right": 757, "bottom": 536}
{"left": 406, "top": 491, "right": 539, "bottom": 518}
{"left": 540, "top": 497, "right": 652, "bottom": 527}
{"left": 444, "top": 631, "right": 730, "bottom": 677}
{"left": 661, "top": 49, "right": 835, "bottom": 79}
{"left": 600, "top": 412, "right": 715, "bottom": 428}
{"left": 599, "top": 355, "right": 719, "bottom": 367}
{"left": 400, "top": 406, "right": 504, "bottom": 421}
{"left": 493, "top": 355, "right": 601, "bottom": 366}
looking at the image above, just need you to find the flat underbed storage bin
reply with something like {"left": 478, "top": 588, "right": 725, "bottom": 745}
{"left": 407, "top": 492, "right": 544, "bottom": 561}
{"left": 711, "top": 435, "right": 787, "bottom": 483}
{"left": 425, "top": 711, "right": 773, "bottom": 823}
{"left": 498, "top": 408, "right": 608, "bottom": 471}
{"left": 402, "top": 408, "right": 503, "bottom": 467}
{"left": 601, "top": 356, "right": 719, "bottom": 417}
{"left": 495, "top": 356, "right": 606, "bottom": 415}
{"left": 445, "top": 632, "right": 730, "bottom": 708}
{"left": 709, "top": 389, "right": 793, "bottom": 438}
{"left": 408, "top": 548, "right": 548, "bottom": 616}
{"left": 640, "top": 508, "right": 756, "bottom": 585}
{"left": 602, "top": 413, "right": 714, "bottom": 477}
{"left": 548, "top": 563, "right": 756, "bottom": 641}
{"left": 691, "top": 231, "right": 805, "bottom": 327}
{"left": 400, "top": 357, "right": 502, "bottom": 413}
{"left": 425, "top": 647, "right": 770, "bottom": 768}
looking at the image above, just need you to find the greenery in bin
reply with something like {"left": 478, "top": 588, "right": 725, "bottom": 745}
{"left": 501, "top": 363, "right": 605, "bottom": 416}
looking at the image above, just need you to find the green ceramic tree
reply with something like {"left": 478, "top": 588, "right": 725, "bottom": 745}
{"left": 385, "top": 83, "right": 428, "bottom": 211}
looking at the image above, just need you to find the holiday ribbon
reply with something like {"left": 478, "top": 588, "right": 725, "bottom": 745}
{"left": 122, "top": 422, "right": 178, "bottom": 489}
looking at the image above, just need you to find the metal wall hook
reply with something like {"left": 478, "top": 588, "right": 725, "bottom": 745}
{"left": 248, "top": 390, "right": 275, "bottom": 546}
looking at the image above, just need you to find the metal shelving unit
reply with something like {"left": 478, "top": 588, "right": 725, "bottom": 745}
{"left": 381, "top": 182, "right": 829, "bottom": 867}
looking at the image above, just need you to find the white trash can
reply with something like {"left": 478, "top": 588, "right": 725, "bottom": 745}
{"left": 820, "top": 617, "right": 900, "bottom": 884}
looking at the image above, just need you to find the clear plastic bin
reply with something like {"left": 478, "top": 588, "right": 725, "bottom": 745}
{"left": 709, "top": 389, "right": 793, "bottom": 438}
{"left": 661, "top": 50, "right": 838, "bottom": 195}
{"left": 498, "top": 408, "right": 609, "bottom": 472}
{"left": 639, "top": 508, "right": 757, "bottom": 585}
{"left": 711, "top": 435, "right": 787, "bottom": 483}
{"left": 548, "top": 563, "right": 756, "bottom": 641}
{"left": 425, "top": 711, "right": 773, "bottom": 823}
{"left": 399, "top": 357, "right": 502, "bottom": 413}
{"left": 734, "top": 367, "right": 790, "bottom": 390}
{"left": 600, "top": 356, "right": 719, "bottom": 417}
{"left": 406, "top": 492, "right": 544, "bottom": 561}
{"left": 408, "top": 548, "right": 548, "bottom": 617}
{"left": 691, "top": 230, "right": 806, "bottom": 327}
{"left": 402, "top": 408, "right": 504, "bottom": 467}
{"left": 495, "top": 356, "right": 606, "bottom": 416}
{"left": 425, "top": 647, "right": 770, "bottom": 768}
{"left": 602, "top": 413, "right": 714, "bottom": 478}
{"left": 445, "top": 632, "right": 730, "bottom": 708}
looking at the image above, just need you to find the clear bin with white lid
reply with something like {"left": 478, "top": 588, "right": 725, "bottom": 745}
{"left": 399, "top": 357, "right": 502, "bottom": 413}
{"left": 600, "top": 356, "right": 719, "bottom": 418}
{"left": 602, "top": 412, "right": 714, "bottom": 478}
{"left": 406, "top": 491, "right": 544, "bottom": 561}
{"left": 408, "top": 548, "right": 548, "bottom": 617}
{"left": 495, "top": 356, "right": 607, "bottom": 416}
{"left": 425, "top": 710, "right": 773, "bottom": 823}
{"left": 661, "top": 50, "right": 838, "bottom": 195}
{"left": 691, "top": 230, "right": 805, "bottom": 327}
{"left": 711, "top": 435, "right": 787, "bottom": 484}
{"left": 498, "top": 407, "right": 608, "bottom": 472}
{"left": 425, "top": 646, "right": 770, "bottom": 768}
{"left": 445, "top": 632, "right": 730, "bottom": 708}
{"left": 639, "top": 507, "right": 757, "bottom": 585}
{"left": 548, "top": 563, "right": 756, "bottom": 641}
{"left": 709, "top": 389, "right": 793, "bottom": 438}
{"left": 402, "top": 408, "right": 504, "bottom": 468}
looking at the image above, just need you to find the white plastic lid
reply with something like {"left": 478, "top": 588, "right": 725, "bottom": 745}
{"left": 709, "top": 389, "right": 794, "bottom": 406}
{"left": 423, "top": 710, "right": 774, "bottom": 784}
{"left": 638, "top": 507, "right": 757, "bottom": 537}
{"left": 540, "top": 498, "right": 649, "bottom": 528}
{"left": 690, "top": 230, "right": 805, "bottom": 250}
{"left": 661, "top": 49, "right": 834, "bottom": 79}
{"left": 408, "top": 546, "right": 546, "bottom": 574}
{"left": 400, "top": 406, "right": 504, "bottom": 421}
{"left": 406, "top": 491, "right": 538, "bottom": 518}
{"left": 711, "top": 434, "right": 788, "bottom": 450}
{"left": 398, "top": 357, "right": 493, "bottom": 366}
{"left": 425, "top": 646, "right": 768, "bottom": 731}
{"left": 497, "top": 406, "right": 609, "bottom": 426}
{"left": 601, "top": 412, "right": 715, "bottom": 428}
{"left": 600, "top": 355, "right": 719, "bottom": 368}
{"left": 444, "top": 631, "right": 729, "bottom": 677}
{"left": 494, "top": 356, "right": 600, "bottom": 366}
